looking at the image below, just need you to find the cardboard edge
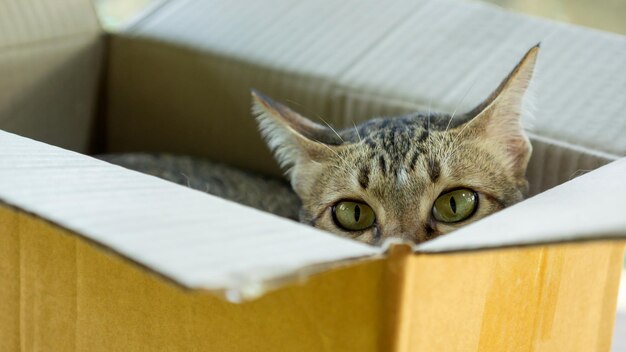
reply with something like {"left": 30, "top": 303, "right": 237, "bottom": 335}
{"left": 208, "top": 254, "right": 386, "bottom": 303}
{"left": 0, "top": 201, "right": 191, "bottom": 291}
{"left": 414, "top": 236, "right": 626, "bottom": 255}
{"left": 526, "top": 131, "right": 621, "bottom": 162}
{"left": 116, "top": 0, "right": 177, "bottom": 33}
{"left": 380, "top": 244, "right": 414, "bottom": 352}
{"left": 0, "top": 199, "right": 385, "bottom": 303}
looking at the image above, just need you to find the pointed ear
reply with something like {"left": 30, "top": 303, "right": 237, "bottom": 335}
{"left": 464, "top": 44, "right": 540, "bottom": 179}
{"left": 251, "top": 90, "right": 342, "bottom": 178}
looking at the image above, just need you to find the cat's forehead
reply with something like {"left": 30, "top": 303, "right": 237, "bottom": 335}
{"left": 336, "top": 113, "right": 454, "bottom": 170}
{"left": 318, "top": 112, "right": 486, "bottom": 202}
{"left": 339, "top": 112, "right": 467, "bottom": 142}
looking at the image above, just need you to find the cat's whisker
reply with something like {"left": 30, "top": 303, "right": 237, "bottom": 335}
{"left": 353, "top": 120, "right": 362, "bottom": 143}
{"left": 316, "top": 140, "right": 342, "bottom": 159}
{"left": 426, "top": 98, "right": 434, "bottom": 171}
{"left": 285, "top": 99, "right": 305, "bottom": 108}
{"left": 318, "top": 116, "right": 345, "bottom": 143}
{"left": 443, "top": 112, "right": 482, "bottom": 165}
{"left": 443, "top": 134, "right": 463, "bottom": 165}
{"left": 445, "top": 77, "right": 479, "bottom": 133}
{"left": 180, "top": 172, "right": 191, "bottom": 187}
{"left": 442, "top": 67, "right": 490, "bottom": 164}
{"left": 569, "top": 169, "right": 592, "bottom": 180}
{"left": 317, "top": 141, "right": 355, "bottom": 177}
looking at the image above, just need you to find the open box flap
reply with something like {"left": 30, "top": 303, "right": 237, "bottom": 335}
{"left": 1, "top": 128, "right": 624, "bottom": 299}
{"left": 416, "top": 158, "right": 626, "bottom": 253}
{"left": 0, "top": 130, "right": 380, "bottom": 300}
{"left": 336, "top": 0, "right": 626, "bottom": 157}
{"left": 120, "top": 0, "right": 626, "bottom": 161}
{"left": 125, "top": 0, "right": 426, "bottom": 80}
{"left": 0, "top": 0, "right": 100, "bottom": 49}
{"left": 0, "top": 0, "right": 103, "bottom": 153}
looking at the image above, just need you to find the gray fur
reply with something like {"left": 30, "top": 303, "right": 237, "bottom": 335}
{"left": 98, "top": 153, "right": 301, "bottom": 220}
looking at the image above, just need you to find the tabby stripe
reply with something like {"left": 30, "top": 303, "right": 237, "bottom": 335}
{"left": 427, "top": 159, "right": 441, "bottom": 182}
{"left": 379, "top": 155, "right": 387, "bottom": 175}
{"left": 358, "top": 165, "right": 370, "bottom": 189}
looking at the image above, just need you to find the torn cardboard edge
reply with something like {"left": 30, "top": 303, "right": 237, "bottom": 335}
{"left": 1, "top": 129, "right": 625, "bottom": 302}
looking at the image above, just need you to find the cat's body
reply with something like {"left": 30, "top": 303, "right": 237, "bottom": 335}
{"left": 104, "top": 45, "right": 539, "bottom": 246}
{"left": 99, "top": 153, "right": 301, "bottom": 220}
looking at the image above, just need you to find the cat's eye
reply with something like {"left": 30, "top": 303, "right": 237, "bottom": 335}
{"left": 332, "top": 201, "right": 376, "bottom": 231}
{"left": 432, "top": 189, "right": 477, "bottom": 223}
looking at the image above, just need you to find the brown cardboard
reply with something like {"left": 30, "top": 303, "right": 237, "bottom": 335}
{"left": 0, "top": 206, "right": 393, "bottom": 352}
{"left": 0, "top": 204, "right": 622, "bottom": 351}
{"left": 0, "top": 129, "right": 381, "bottom": 294}
{"left": 1, "top": 0, "right": 626, "bottom": 350}
{"left": 398, "top": 242, "right": 623, "bottom": 351}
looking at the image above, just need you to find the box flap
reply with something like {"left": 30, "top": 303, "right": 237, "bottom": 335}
{"left": 0, "top": 0, "right": 103, "bottom": 153}
{"left": 0, "top": 0, "right": 100, "bottom": 49}
{"left": 0, "top": 130, "right": 380, "bottom": 300}
{"left": 416, "top": 158, "right": 626, "bottom": 252}
{"left": 124, "top": 0, "right": 626, "bottom": 160}
{"left": 338, "top": 0, "right": 626, "bottom": 157}
{"left": 1, "top": 127, "right": 623, "bottom": 297}
{"left": 126, "top": 0, "right": 425, "bottom": 80}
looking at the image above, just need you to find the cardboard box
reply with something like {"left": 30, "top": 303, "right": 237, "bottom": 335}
{"left": 1, "top": 0, "right": 625, "bottom": 351}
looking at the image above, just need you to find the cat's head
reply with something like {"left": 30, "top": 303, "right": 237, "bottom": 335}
{"left": 252, "top": 45, "right": 539, "bottom": 245}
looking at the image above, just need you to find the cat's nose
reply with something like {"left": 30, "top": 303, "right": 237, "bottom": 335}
{"left": 379, "top": 231, "right": 421, "bottom": 245}
{"left": 408, "top": 226, "right": 440, "bottom": 244}
{"left": 377, "top": 222, "right": 436, "bottom": 245}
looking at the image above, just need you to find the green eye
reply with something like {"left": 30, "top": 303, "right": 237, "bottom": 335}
{"left": 432, "top": 189, "right": 478, "bottom": 223}
{"left": 332, "top": 201, "right": 376, "bottom": 231}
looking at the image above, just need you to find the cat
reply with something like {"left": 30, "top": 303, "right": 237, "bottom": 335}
{"left": 251, "top": 45, "right": 539, "bottom": 245}
{"left": 103, "top": 45, "right": 538, "bottom": 246}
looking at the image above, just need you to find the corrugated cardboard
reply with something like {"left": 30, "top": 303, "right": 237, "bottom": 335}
{"left": 0, "top": 130, "right": 380, "bottom": 293}
{"left": 1, "top": 0, "right": 625, "bottom": 350}
{"left": 0, "top": 0, "right": 104, "bottom": 153}
{"left": 1, "top": 197, "right": 622, "bottom": 351}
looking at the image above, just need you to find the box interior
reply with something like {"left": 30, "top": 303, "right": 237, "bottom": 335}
{"left": 102, "top": 0, "right": 624, "bottom": 196}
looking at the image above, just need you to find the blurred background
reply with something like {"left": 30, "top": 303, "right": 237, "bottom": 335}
{"left": 94, "top": 0, "right": 626, "bottom": 34}
{"left": 94, "top": 0, "right": 626, "bottom": 349}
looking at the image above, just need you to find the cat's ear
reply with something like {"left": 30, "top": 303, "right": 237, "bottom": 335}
{"left": 251, "top": 90, "right": 342, "bottom": 178}
{"left": 465, "top": 44, "right": 539, "bottom": 179}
